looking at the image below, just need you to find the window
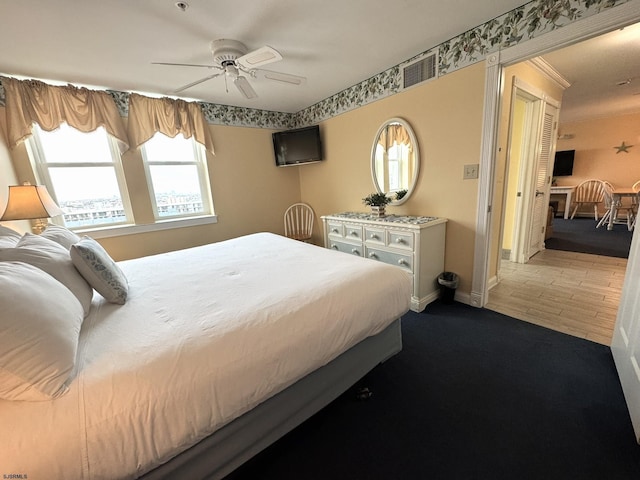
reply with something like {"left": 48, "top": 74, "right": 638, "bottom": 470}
{"left": 141, "top": 132, "right": 213, "bottom": 220}
{"left": 27, "top": 123, "right": 132, "bottom": 228}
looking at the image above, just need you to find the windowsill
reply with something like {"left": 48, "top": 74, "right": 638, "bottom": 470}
{"left": 75, "top": 215, "right": 218, "bottom": 239}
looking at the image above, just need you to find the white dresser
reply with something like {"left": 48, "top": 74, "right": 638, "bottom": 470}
{"left": 321, "top": 212, "right": 447, "bottom": 312}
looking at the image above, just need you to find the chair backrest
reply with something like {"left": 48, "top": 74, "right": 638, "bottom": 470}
{"left": 284, "top": 203, "right": 314, "bottom": 241}
{"left": 601, "top": 181, "right": 614, "bottom": 207}
{"left": 574, "top": 179, "right": 606, "bottom": 203}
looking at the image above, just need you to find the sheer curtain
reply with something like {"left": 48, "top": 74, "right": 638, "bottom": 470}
{"left": 127, "top": 93, "right": 215, "bottom": 155}
{"left": 2, "top": 77, "right": 129, "bottom": 153}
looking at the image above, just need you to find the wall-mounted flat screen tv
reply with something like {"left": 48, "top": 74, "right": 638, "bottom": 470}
{"left": 272, "top": 125, "right": 323, "bottom": 167}
{"left": 553, "top": 150, "right": 575, "bottom": 176}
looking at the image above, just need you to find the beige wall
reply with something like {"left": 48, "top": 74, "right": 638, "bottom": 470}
{"left": 0, "top": 70, "right": 484, "bottom": 291}
{"left": 555, "top": 111, "right": 640, "bottom": 194}
{"left": 1, "top": 109, "right": 302, "bottom": 260}
{"left": 104, "top": 124, "right": 302, "bottom": 260}
{"left": 300, "top": 62, "right": 487, "bottom": 294}
{"left": 0, "top": 58, "right": 567, "bottom": 298}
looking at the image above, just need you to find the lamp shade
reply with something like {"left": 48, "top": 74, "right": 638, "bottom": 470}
{"left": 0, "top": 184, "right": 64, "bottom": 221}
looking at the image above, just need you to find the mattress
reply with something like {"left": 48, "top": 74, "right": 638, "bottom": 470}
{"left": 1, "top": 232, "right": 411, "bottom": 479}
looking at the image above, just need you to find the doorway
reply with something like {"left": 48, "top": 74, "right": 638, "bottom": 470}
{"left": 470, "top": 2, "right": 640, "bottom": 308}
{"left": 501, "top": 79, "right": 559, "bottom": 266}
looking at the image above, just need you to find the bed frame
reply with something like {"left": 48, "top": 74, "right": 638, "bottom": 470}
{"left": 141, "top": 317, "right": 403, "bottom": 480}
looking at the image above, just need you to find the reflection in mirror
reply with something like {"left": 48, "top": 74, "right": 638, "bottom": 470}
{"left": 371, "top": 117, "right": 419, "bottom": 205}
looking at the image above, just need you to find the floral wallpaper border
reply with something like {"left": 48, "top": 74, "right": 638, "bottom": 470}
{"left": 0, "top": 0, "right": 631, "bottom": 130}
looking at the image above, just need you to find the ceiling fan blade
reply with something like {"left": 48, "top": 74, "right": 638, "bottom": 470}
{"left": 260, "top": 69, "right": 307, "bottom": 86}
{"left": 173, "top": 72, "right": 223, "bottom": 94}
{"left": 237, "top": 45, "right": 282, "bottom": 69}
{"left": 152, "top": 62, "right": 221, "bottom": 69}
{"left": 234, "top": 76, "right": 258, "bottom": 99}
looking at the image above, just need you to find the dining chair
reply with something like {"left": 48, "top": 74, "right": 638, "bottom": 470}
{"left": 631, "top": 180, "right": 640, "bottom": 213}
{"left": 597, "top": 182, "right": 635, "bottom": 231}
{"left": 570, "top": 179, "right": 607, "bottom": 220}
{"left": 284, "top": 203, "right": 315, "bottom": 242}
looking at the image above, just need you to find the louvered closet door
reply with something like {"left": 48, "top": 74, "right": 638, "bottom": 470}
{"left": 526, "top": 104, "right": 557, "bottom": 260}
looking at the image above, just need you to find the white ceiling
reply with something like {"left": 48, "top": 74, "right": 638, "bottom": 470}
{"left": 539, "top": 21, "right": 640, "bottom": 124}
{"left": 1, "top": 1, "right": 638, "bottom": 124}
{"left": 1, "top": 0, "right": 529, "bottom": 113}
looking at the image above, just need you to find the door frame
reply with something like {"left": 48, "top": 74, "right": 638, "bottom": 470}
{"left": 508, "top": 82, "right": 545, "bottom": 264}
{"left": 470, "top": 1, "right": 640, "bottom": 308}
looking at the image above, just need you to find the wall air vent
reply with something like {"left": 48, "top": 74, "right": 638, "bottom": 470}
{"left": 401, "top": 52, "right": 438, "bottom": 90}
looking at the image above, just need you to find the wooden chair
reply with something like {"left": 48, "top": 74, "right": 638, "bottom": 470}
{"left": 570, "top": 179, "right": 606, "bottom": 220}
{"left": 284, "top": 203, "right": 314, "bottom": 242}
{"left": 597, "top": 182, "right": 635, "bottom": 231}
{"left": 631, "top": 180, "right": 640, "bottom": 213}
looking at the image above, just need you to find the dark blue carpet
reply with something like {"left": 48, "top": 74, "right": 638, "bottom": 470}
{"left": 225, "top": 302, "right": 640, "bottom": 480}
{"left": 545, "top": 217, "right": 632, "bottom": 258}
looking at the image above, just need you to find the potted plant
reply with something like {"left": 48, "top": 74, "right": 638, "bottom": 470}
{"left": 363, "top": 192, "right": 392, "bottom": 217}
{"left": 395, "top": 189, "right": 408, "bottom": 201}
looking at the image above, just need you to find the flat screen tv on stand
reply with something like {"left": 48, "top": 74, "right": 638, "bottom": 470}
{"left": 272, "top": 125, "right": 323, "bottom": 167}
{"left": 553, "top": 150, "right": 575, "bottom": 177}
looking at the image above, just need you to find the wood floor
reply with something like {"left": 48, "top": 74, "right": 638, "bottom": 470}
{"left": 485, "top": 248, "right": 627, "bottom": 346}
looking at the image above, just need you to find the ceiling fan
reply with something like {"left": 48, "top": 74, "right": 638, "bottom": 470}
{"left": 153, "top": 39, "right": 306, "bottom": 99}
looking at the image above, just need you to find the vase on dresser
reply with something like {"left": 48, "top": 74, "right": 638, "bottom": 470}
{"left": 370, "top": 206, "right": 386, "bottom": 217}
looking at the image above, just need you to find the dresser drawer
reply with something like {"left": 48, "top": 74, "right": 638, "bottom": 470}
{"left": 366, "top": 247, "right": 413, "bottom": 272}
{"left": 364, "top": 227, "right": 385, "bottom": 246}
{"left": 388, "top": 230, "right": 414, "bottom": 251}
{"left": 328, "top": 239, "right": 364, "bottom": 257}
{"left": 344, "top": 224, "right": 363, "bottom": 242}
{"left": 326, "top": 221, "right": 345, "bottom": 238}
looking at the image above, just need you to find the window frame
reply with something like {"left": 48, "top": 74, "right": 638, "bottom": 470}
{"left": 140, "top": 133, "right": 214, "bottom": 221}
{"left": 26, "top": 123, "right": 134, "bottom": 229}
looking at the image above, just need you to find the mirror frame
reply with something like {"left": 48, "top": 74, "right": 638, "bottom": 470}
{"left": 370, "top": 117, "right": 420, "bottom": 206}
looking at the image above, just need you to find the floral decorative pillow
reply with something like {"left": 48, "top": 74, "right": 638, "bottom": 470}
{"left": 70, "top": 236, "right": 128, "bottom": 304}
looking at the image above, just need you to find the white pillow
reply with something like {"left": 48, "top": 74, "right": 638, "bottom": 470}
{"left": 0, "top": 233, "right": 94, "bottom": 316}
{"left": 0, "top": 262, "right": 84, "bottom": 401}
{"left": 0, "top": 225, "right": 21, "bottom": 248}
{"left": 41, "top": 223, "right": 81, "bottom": 250}
{"left": 71, "top": 236, "right": 128, "bottom": 304}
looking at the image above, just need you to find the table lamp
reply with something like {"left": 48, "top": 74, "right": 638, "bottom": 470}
{"left": 0, "top": 183, "right": 64, "bottom": 234}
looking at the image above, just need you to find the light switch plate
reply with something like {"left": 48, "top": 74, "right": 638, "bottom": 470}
{"left": 463, "top": 164, "right": 479, "bottom": 179}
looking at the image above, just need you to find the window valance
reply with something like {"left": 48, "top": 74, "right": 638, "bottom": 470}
{"left": 2, "top": 77, "right": 129, "bottom": 153}
{"left": 377, "top": 124, "right": 412, "bottom": 149}
{"left": 127, "top": 93, "right": 215, "bottom": 155}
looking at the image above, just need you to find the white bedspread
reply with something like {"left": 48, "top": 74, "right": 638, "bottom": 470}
{"left": 1, "top": 233, "right": 410, "bottom": 479}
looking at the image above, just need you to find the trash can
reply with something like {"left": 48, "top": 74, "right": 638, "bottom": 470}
{"left": 437, "top": 272, "right": 459, "bottom": 304}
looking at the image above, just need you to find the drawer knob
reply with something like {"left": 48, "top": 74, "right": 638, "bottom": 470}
{"left": 350, "top": 231, "right": 358, "bottom": 237}
{"left": 331, "top": 244, "right": 338, "bottom": 250}
{"left": 331, "top": 228, "right": 339, "bottom": 233}
{"left": 370, "top": 233, "right": 379, "bottom": 239}
{"left": 398, "top": 259, "right": 409, "bottom": 266}
{"left": 351, "top": 249, "right": 360, "bottom": 255}
{"left": 395, "top": 238, "right": 405, "bottom": 244}
{"left": 368, "top": 252, "right": 378, "bottom": 259}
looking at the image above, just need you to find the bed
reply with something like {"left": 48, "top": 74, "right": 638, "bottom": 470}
{"left": 0, "top": 229, "right": 410, "bottom": 479}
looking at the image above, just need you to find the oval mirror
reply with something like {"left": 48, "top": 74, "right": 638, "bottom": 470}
{"left": 370, "top": 117, "right": 420, "bottom": 205}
